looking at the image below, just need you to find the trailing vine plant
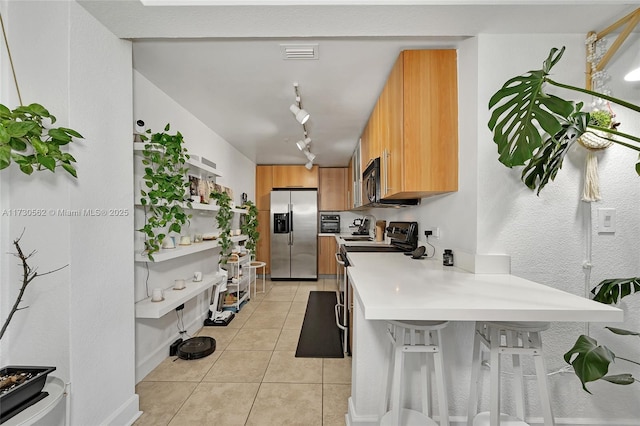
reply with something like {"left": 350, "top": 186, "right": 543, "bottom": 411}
{"left": 0, "top": 14, "right": 84, "bottom": 177}
{"left": 138, "top": 124, "right": 192, "bottom": 260}
{"left": 211, "top": 190, "right": 233, "bottom": 263}
{"left": 240, "top": 200, "right": 259, "bottom": 257}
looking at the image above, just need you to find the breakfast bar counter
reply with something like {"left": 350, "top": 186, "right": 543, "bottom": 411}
{"left": 344, "top": 252, "right": 623, "bottom": 425}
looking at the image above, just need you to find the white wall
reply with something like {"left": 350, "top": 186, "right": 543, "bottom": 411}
{"left": 0, "top": 1, "right": 139, "bottom": 425}
{"left": 369, "top": 34, "right": 640, "bottom": 422}
{"left": 132, "top": 71, "right": 257, "bottom": 381}
{"left": 476, "top": 33, "right": 640, "bottom": 422}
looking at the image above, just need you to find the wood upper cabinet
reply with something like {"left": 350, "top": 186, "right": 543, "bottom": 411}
{"left": 272, "top": 165, "right": 319, "bottom": 188}
{"left": 256, "top": 165, "right": 273, "bottom": 211}
{"left": 359, "top": 49, "right": 458, "bottom": 200}
{"left": 256, "top": 210, "right": 270, "bottom": 274}
{"left": 319, "top": 167, "right": 347, "bottom": 211}
{"left": 318, "top": 236, "right": 338, "bottom": 275}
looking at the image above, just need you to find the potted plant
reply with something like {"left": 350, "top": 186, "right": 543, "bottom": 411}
{"left": 210, "top": 189, "right": 233, "bottom": 263}
{"left": 0, "top": 233, "right": 64, "bottom": 419}
{"left": 137, "top": 124, "right": 192, "bottom": 260}
{"left": 488, "top": 46, "right": 640, "bottom": 391}
{"left": 240, "top": 200, "right": 259, "bottom": 258}
{"left": 0, "top": 103, "right": 84, "bottom": 176}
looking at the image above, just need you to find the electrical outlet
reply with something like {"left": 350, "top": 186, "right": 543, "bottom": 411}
{"left": 425, "top": 227, "right": 440, "bottom": 239}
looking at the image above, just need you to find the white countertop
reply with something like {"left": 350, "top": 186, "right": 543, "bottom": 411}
{"left": 346, "top": 252, "right": 623, "bottom": 323}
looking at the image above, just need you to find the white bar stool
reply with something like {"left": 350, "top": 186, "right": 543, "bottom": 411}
{"left": 381, "top": 320, "right": 450, "bottom": 426}
{"left": 467, "top": 321, "right": 555, "bottom": 426}
{"left": 247, "top": 261, "right": 267, "bottom": 298}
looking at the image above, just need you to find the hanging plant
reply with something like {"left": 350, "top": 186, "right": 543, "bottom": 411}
{"left": 240, "top": 200, "right": 259, "bottom": 256}
{"left": 211, "top": 190, "right": 233, "bottom": 263}
{"left": 0, "top": 14, "right": 84, "bottom": 178}
{"left": 0, "top": 103, "right": 84, "bottom": 176}
{"left": 488, "top": 46, "right": 640, "bottom": 195}
{"left": 138, "top": 124, "right": 192, "bottom": 260}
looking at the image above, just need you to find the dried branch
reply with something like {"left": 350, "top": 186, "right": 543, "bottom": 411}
{"left": 0, "top": 232, "right": 68, "bottom": 340}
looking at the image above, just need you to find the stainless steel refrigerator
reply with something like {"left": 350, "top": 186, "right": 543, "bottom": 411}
{"left": 270, "top": 189, "right": 318, "bottom": 280}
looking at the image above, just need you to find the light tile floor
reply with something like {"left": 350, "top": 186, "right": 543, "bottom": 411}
{"left": 135, "top": 278, "right": 351, "bottom": 426}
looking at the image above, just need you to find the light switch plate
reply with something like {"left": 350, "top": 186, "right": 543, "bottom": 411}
{"left": 598, "top": 208, "right": 616, "bottom": 234}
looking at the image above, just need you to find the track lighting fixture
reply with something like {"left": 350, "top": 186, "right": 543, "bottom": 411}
{"left": 290, "top": 82, "right": 316, "bottom": 166}
{"left": 296, "top": 137, "right": 311, "bottom": 151}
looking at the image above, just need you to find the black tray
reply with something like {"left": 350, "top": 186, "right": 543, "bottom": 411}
{"left": 0, "top": 365, "right": 56, "bottom": 423}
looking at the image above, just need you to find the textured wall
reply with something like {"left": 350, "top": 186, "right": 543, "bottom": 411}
{"left": 368, "top": 34, "right": 640, "bottom": 423}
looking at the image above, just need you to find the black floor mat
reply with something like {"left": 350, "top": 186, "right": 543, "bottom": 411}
{"left": 295, "top": 291, "right": 344, "bottom": 358}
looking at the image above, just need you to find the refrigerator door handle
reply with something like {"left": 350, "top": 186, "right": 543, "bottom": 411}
{"left": 289, "top": 204, "right": 294, "bottom": 245}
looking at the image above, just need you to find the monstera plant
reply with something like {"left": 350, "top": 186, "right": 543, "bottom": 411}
{"left": 488, "top": 46, "right": 640, "bottom": 195}
{"left": 488, "top": 46, "right": 640, "bottom": 392}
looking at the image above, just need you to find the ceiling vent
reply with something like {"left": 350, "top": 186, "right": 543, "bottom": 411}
{"left": 280, "top": 44, "right": 319, "bottom": 60}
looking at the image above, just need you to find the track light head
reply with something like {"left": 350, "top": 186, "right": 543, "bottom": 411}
{"left": 305, "top": 160, "right": 313, "bottom": 170}
{"left": 289, "top": 104, "right": 310, "bottom": 124}
{"left": 296, "top": 138, "right": 311, "bottom": 151}
{"left": 304, "top": 150, "right": 316, "bottom": 162}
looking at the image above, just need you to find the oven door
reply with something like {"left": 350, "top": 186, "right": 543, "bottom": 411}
{"left": 334, "top": 251, "right": 349, "bottom": 354}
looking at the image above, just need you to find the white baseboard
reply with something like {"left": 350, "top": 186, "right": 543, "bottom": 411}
{"left": 135, "top": 311, "right": 208, "bottom": 383}
{"left": 102, "top": 393, "right": 141, "bottom": 426}
{"left": 346, "top": 397, "right": 379, "bottom": 426}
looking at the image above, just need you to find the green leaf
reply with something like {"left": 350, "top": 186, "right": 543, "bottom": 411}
{"left": 564, "top": 335, "right": 615, "bottom": 393}
{"left": 601, "top": 374, "right": 635, "bottom": 386}
{"left": 488, "top": 47, "right": 575, "bottom": 168}
{"left": 61, "top": 163, "right": 77, "bottom": 177}
{"left": 591, "top": 277, "right": 640, "bottom": 304}
{"left": 605, "top": 327, "right": 640, "bottom": 337}
{"left": 59, "top": 127, "right": 84, "bottom": 139}
{"left": 31, "top": 137, "right": 48, "bottom": 155}
{"left": 27, "top": 103, "right": 51, "bottom": 117}
{"left": 0, "top": 145, "right": 10, "bottom": 169}
{"left": 19, "top": 163, "right": 33, "bottom": 174}
{"left": 0, "top": 104, "right": 11, "bottom": 117}
{"left": 6, "top": 121, "right": 37, "bottom": 137}
{"left": 0, "top": 124, "right": 9, "bottom": 144}
{"left": 164, "top": 123, "right": 170, "bottom": 132}
{"left": 8, "top": 137, "right": 27, "bottom": 151}
{"left": 48, "top": 128, "right": 72, "bottom": 144}
{"left": 38, "top": 155, "right": 56, "bottom": 172}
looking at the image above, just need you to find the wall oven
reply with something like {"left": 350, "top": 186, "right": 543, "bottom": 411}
{"left": 320, "top": 214, "right": 340, "bottom": 234}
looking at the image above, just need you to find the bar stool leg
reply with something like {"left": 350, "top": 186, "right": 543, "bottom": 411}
{"left": 508, "top": 330, "right": 525, "bottom": 421}
{"left": 381, "top": 324, "right": 395, "bottom": 415}
{"left": 433, "top": 329, "right": 450, "bottom": 426}
{"left": 467, "top": 322, "right": 483, "bottom": 426}
{"left": 531, "top": 332, "right": 555, "bottom": 426}
{"left": 391, "top": 327, "right": 406, "bottom": 426}
{"left": 489, "top": 326, "right": 501, "bottom": 426}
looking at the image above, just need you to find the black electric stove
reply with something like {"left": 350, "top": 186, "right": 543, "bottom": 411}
{"left": 342, "top": 221, "right": 418, "bottom": 255}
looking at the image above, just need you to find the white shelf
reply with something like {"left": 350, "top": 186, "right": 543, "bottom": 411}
{"left": 133, "top": 142, "right": 222, "bottom": 177}
{"left": 186, "top": 157, "right": 222, "bottom": 178}
{"left": 135, "top": 273, "right": 225, "bottom": 319}
{"left": 135, "top": 202, "right": 247, "bottom": 214}
{"left": 135, "top": 234, "right": 248, "bottom": 262}
{"left": 4, "top": 376, "right": 65, "bottom": 426}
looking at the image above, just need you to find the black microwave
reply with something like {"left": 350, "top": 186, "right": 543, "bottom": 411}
{"left": 362, "top": 157, "right": 419, "bottom": 208}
